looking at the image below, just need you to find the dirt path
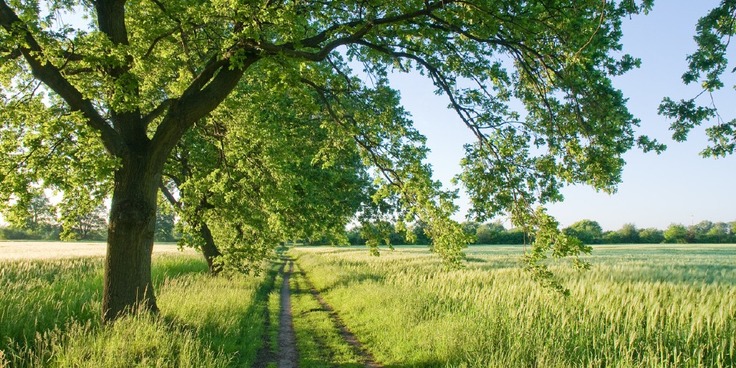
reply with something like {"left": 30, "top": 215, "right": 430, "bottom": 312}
{"left": 274, "top": 256, "right": 382, "bottom": 368}
{"left": 277, "top": 260, "right": 299, "bottom": 368}
{"left": 295, "top": 264, "right": 383, "bottom": 368}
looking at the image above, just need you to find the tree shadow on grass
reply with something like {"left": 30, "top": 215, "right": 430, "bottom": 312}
{"left": 158, "top": 259, "right": 283, "bottom": 368}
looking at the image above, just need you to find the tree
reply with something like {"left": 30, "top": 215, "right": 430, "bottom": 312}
{"left": 1, "top": 0, "right": 658, "bottom": 320}
{"left": 154, "top": 201, "right": 177, "bottom": 243}
{"left": 70, "top": 204, "right": 108, "bottom": 240}
{"left": 1, "top": 192, "right": 57, "bottom": 232}
{"left": 638, "top": 227, "right": 664, "bottom": 243}
{"left": 703, "top": 222, "right": 731, "bottom": 243}
{"left": 664, "top": 224, "right": 689, "bottom": 243}
{"left": 476, "top": 222, "right": 506, "bottom": 244}
{"left": 563, "top": 220, "right": 603, "bottom": 244}
{"left": 26, "top": 194, "right": 56, "bottom": 231}
{"left": 160, "top": 95, "right": 371, "bottom": 273}
{"left": 461, "top": 221, "right": 479, "bottom": 240}
{"left": 616, "top": 223, "right": 640, "bottom": 244}
{"left": 410, "top": 222, "right": 430, "bottom": 245}
{"left": 601, "top": 230, "right": 622, "bottom": 244}
{"left": 689, "top": 220, "right": 715, "bottom": 243}
{"left": 660, "top": 2, "right": 736, "bottom": 157}
{"left": 346, "top": 227, "right": 364, "bottom": 246}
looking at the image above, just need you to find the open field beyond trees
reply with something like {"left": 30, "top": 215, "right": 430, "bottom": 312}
{"left": 0, "top": 241, "right": 195, "bottom": 261}
{"left": 1, "top": 243, "right": 734, "bottom": 367}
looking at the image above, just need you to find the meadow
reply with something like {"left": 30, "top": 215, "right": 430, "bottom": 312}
{"left": 0, "top": 251, "right": 280, "bottom": 367}
{"left": 1, "top": 243, "right": 734, "bottom": 367}
{"left": 292, "top": 244, "right": 736, "bottom": 367}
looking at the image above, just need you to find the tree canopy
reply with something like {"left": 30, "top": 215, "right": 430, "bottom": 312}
{"left": 1, "top": 0, "right": 661, "bottom": 319}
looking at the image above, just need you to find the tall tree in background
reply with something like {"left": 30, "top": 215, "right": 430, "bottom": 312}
{"left": 1, "top": 0, "right": 660, "bottom": 320}
{"left": 660, "top": 1, "right": 736, "bottom": 156}
{"left": 563, "top": 220, "right": 603, "bottom": 244}
{"left": 154, "top": 200, "right": 176, "bottom": 243}
{"left": 71, "top": 203, "right": 108, "bottom": 240}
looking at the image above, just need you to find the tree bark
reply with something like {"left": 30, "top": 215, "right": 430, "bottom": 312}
{"left": 103, "top": 152, "right": 161, "bottom": 321}
{"left": 199, "top": 222, "right": 223, "bottom": 275}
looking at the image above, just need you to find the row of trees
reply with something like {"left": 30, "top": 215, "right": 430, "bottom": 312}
{"left": 0, "top": 194, "right": 176, "bottom": 242}
{"left": 563, "top": 220, "right": 736, "bottom": 245}
{"left": 346, "top": 219, "right": 736, "bottom": 246}
{"left": 345, "top": 221, "right": 527, "bottom": 246}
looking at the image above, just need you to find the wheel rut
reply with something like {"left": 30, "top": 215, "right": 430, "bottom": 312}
{"left": 271, "top": 256, "right": 383, "bottom": 367}
{"left": 277, "top": 260, "right": 298, "bottom": 368}
{"left": 290, "top": 258, "right": 383, "bottom": 368}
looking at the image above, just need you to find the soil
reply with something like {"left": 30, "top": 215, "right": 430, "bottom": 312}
{"left": 277, "top": 260, "right": 299, "bottom": 367}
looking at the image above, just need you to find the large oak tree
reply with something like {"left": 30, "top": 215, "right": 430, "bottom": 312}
{"left": 2, "top": 0, "right": 659, "bottom": 321}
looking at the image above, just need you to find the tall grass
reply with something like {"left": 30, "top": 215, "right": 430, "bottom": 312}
{"left": 292, "top": 245, "right": 736, "bottom": 367}
{"left": 1, "top": 254, "right": 278, "bottom": 367}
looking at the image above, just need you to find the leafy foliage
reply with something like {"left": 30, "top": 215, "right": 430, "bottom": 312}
{"left": 563, "top": 219, "right": 603, "bottom": 244}
{"left": 660, "top": 1, "right": 736, "bottom": 157}
{"left": 1, "top": 0, "right": 665, "bottom": 303}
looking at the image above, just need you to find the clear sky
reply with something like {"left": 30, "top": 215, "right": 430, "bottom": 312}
{"left": 388, "top": 1, "right": 736, "bottom": 231}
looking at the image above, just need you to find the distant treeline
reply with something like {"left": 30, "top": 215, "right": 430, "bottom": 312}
{"left": 345, "top": 219, "right": 736, "bottom": 245}
{"left": 0, "top": 200, "right": 177, "bottom": 242}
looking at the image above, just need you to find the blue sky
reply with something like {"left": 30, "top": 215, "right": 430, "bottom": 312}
{"left": 389, "top": 1, "right": 736, "bottom": 231}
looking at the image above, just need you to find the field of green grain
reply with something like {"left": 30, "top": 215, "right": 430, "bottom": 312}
{"left": 292, "top": 244, "right": 736, "bottom": 367}
{"left": 2, "top": 243, "right": 734, "bottom": 367}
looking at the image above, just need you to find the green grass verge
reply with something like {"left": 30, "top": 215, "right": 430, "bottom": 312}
{"left": 0, "top": 254, "right": 279, "bottom": 367}
{"left": 292, "top": 244, "right": 736, "bottom": 367}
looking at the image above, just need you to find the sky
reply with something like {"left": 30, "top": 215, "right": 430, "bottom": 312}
{"left": 387, "top": 1, "right": 736, "bottom": 231}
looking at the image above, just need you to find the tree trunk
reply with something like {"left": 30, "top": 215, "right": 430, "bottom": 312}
{"left": 103, "top": 153, "right": 161, "bottom": 322}
{"left": 199, "top": 222, "right": 223, "bottom": 275}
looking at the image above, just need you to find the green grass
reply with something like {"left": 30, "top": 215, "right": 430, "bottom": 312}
{"left": 292, "top": 244, "right": 736, "bottom": 367}
{"left": 0, "top": 254, "right": 279, "bottom": 367}
{"left": 288, "top": 261, "right": 364, "bottom": 367}
{"left": 4, "top": 244, "right": 734, "bottom": 367}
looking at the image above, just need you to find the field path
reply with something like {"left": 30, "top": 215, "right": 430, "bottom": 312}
{"left": 293, "top": 260, "right": 383, "bottom": 368}
{"left": 277, "top": 259, "right": 299, "bottom": 368}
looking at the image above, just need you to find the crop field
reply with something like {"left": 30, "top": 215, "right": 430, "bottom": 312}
{"left": 1, "top": 243, "right": 734, "bottom": 367}
{"left": 0, "top": 241, "right": 195, "bottom": 261}
{"left": 291, "top": 244, "right": 736, "bottom": 367}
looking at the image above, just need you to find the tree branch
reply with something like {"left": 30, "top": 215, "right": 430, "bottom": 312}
{"left": 256, "top": 0, "right": 452, "bottom": 61}
{"left": 149, "top": 54, "right": 258, "bottom": 169}
{"left": 0, "top": 0, "right": 124, "bottom": 156}
{"left": 142, "top": 99, "right": 174, "bottom": 126}
{"left": 159, "top": 181, "right": 182, "bottom": 209}
{"left": 94, "top": 0, "right": 129, "bottom": 46}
